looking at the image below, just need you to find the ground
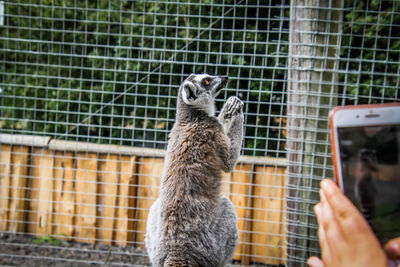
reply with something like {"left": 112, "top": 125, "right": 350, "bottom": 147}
{"left": 0, "top": 233, "right": 271, "bottom": 266}
{"left": 0, "top": 233, "right": 150, "bottom": 266}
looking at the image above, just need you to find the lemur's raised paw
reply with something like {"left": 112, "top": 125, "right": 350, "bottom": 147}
{"left": 221, "top": 96, "right": 243, "bottom": 120}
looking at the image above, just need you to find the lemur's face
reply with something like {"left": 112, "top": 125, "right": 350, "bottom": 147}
{"left": 180, "top": 74, "right": 228, "bottom": 112}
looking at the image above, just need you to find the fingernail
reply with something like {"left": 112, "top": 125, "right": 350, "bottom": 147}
{"left": 387, "top": 242, "right": 399, "bottom": 253}
{"left": 321, "top": 179, "right": 334, "bottom": 195}
{"left": 307, "top": 256, "right": 321, "bottom": 267}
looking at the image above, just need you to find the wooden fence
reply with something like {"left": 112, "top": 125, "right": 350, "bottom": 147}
{"left": 0, "top": 135, "right": 286, "bottom": 265}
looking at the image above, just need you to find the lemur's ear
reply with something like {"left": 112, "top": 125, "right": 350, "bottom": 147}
{"left": 182, "top": 82, "right": 197, "bottom": 103}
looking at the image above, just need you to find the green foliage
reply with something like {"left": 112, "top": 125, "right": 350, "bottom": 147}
{"left": 33, "top": 235, "right": 69, "bottom": 247}
{"left": 104, "top": 247, "right": 112, "bottom": 264}
{"left": 0, "top": 0, "right": 289, "bottom": 156}
{"left": 2, "top": 1, "right": 398, "bottom": 156}
{"left": 339, "top": 0, "right": 400, "bottom": 104}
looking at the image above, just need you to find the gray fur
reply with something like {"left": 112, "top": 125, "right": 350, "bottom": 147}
{"left": 145, "top": 74, "right": 244, "bottom": 267}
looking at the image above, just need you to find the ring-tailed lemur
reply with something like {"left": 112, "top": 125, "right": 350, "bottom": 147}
{"left": 145, "top": 74, "right": 244, "bottom": 267}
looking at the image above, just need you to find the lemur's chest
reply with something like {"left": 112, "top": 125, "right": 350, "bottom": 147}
{"left": 167, "top": 123, "right": 221, "bottom": 161}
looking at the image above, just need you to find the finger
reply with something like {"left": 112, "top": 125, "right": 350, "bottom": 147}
{"left": 318, "top": 190, "right": 348, "bottom": 258}
{"left": 314, "top": 203, "right": 332, "bottom": 264}
{"left": 229, "top": 96, "right": 238, "bottom": 102}
{"left": 318, "top": 217, "right": 332, "bottom": 264}
{"left": 224, "top": 98, "right": 232, "bottom": 110}
{"left": 321, "top": 179, "right": 382, "bottom": 252}
{"left": 221, "top": 102, "right": 229, "bottom": 113}
{"left": 228, "top": 96, "right": 237, "bottom": 102}
{"left": 307, "top": 256, "right": 325, "bottom": 267}
{"left": 229, "top": 96, "right": 237, "bottom": 107}
{"left": 222, "top": 102, "right": 232, "bottom": 115}
{"left": 233, "top": 101, "right": 240, "bottom": 113}
{"left": 234, "top": 100, "right": 243, "bottom": 112}
{"left": 385, "top": 237, "right": 400, "bottom": 259}
{"left": 227, "top": 101, "right": 235, "bottom": 113}
{"left": 320, "top": 179, "right": 373, "bottom": 240}
{"left": 239, "top": 100, "right": 244, "bottom": 110}
{"left": 320, "top": 179, "right": 359, "bottom": 218}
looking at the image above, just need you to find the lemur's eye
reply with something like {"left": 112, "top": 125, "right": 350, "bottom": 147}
{"left": 204, "top": 79, "right": 210, "bottom": 86}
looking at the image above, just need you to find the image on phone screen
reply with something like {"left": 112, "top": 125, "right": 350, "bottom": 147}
{"left": 337, "top": 124, "right": 400, "bottom": 243}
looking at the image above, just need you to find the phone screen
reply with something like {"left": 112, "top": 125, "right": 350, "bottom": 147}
{"left": 337, "top": 124, "right": 400, "bottom": 243}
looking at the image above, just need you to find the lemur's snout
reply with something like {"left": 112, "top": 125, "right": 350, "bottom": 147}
{"left": 220, "top": 75, "right": 228, "bottom": 86}
{"left": 216, "top": 75, "right": 228, "bottom": 92}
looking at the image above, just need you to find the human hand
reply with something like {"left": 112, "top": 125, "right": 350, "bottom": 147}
{"left": 307, "top": 179, "right": 388, "bottom": 267}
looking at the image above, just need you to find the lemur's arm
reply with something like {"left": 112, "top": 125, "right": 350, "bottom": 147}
{"left": 216, "top": 96, "right": 244, "bottom": 172}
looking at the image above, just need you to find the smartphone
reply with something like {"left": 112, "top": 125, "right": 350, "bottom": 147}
{"left": 329, "top": 103, "right": 400, "bottom": 243}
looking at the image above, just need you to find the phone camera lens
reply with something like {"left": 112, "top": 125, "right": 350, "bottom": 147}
{"left": 356, "top": 115, "right": 359, "bottom": 118}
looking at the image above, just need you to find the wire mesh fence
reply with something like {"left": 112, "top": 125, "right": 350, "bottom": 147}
{"left": 0, "top": 0, "right": 399, "bottom": 266}
{"left": 286, "top": 1, "right": 400, "bottom": 264}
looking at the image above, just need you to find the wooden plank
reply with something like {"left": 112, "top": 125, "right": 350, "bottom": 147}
{"left": 134, "top": 157, "right": 163, "bottom": 247}
{"left": 35, "top": 149, "right": 55, "bottom": 236}
{"left": 0, "top": 134, "right": 50, "bottom": 147}
{"left": 280, "top": 171, "right": 286, "bottom": 262}
{"left": 96, "top": 156, "right": 105, "bottom": 243}
{"left": 75, "top": 153, "right": 98, "bottom": 244}
{"left": 230, "top": 164, "right": 254, "bottom": 265}
{"left": 7, "top": 146, "right": 30, "bottom": 233}
{"left": 0, "top": 145, "right": 12, "bottom": 232}
{"left": 52, "top": 152, "right": 63, "bottom": 235}
{"left": 47, "top": 138, "right": 287, "bottom": 166}
{"left": 115, "top": 156, "right": 137, "bottom": 246}
{"left": 97, "top": 154, "right": 119, "bottom": 245}
{"left": 221, "top": 172, "right": 231, "bottom": 197}
{"left": 27, "top": 148, "right": 43, "bottom": 234}
{"left": 53, "top": 151, "right": 75, "bottom": 239}
{"left": 251, "top": 166, "right": 286, "bottom": 265}
{"left": 96, "top": 155, "right": 106, "bottom": 242}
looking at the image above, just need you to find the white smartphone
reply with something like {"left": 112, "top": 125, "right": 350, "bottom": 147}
{"left": 329, "top": 103, "right": 400, "bottom": 243}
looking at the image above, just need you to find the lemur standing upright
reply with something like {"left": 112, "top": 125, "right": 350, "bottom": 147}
{"left": 145, "top": 74, "right": 244, "bottom": 267}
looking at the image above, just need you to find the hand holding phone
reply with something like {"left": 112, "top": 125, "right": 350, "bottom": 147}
{"left": 308, "top": 179, "right": 388, "bottom": 267}
{"left": 329, "top": 103, "right": 400, "bottom": 243}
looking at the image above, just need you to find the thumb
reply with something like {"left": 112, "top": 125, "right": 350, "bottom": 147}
{"left": 385, "top": 237, "right": 400, "bottom": 259}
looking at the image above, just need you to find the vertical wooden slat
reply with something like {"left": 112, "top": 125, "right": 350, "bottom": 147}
{"left": 135, "top": 157, "right": 163, "bottom": 247}
{"left": 35, "top": 149, "right": 55, "bottom": 236}
{"left": 97, "top": 154, "right": 119, "bottom": 245}
{"left": 280, "top": 176, "right": 286, "bottom": 262}
{"left": 53, "top": 151, "right": 75, "bottom": 239}
{"left": 0, "top": 145, "right": 12, "bottom": 232}
{"left": 96, "top": 155, "right": 105, "bottom": 242}
{"left": 115, "top": 156, "right": 137, "bottom": 246}
{"left": 53, "top": 152, "right": 63, "bottom": 235}
{"left": 8, "top": 146, "right": 30, "bottom": 233}
{"left": 27, "top": 148, "right": 43, "bottom": 234}
{"left": 75, "top": 153, "right": 98, "bottom": 244}
{"left": 221, "top": 172, "right": 231, "bottom": 197}
{"left": 251, "top": 166, "right": 286, "bottom": 265}
{"left": 231, "top": 164, "right": 254, "bottom": 265}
